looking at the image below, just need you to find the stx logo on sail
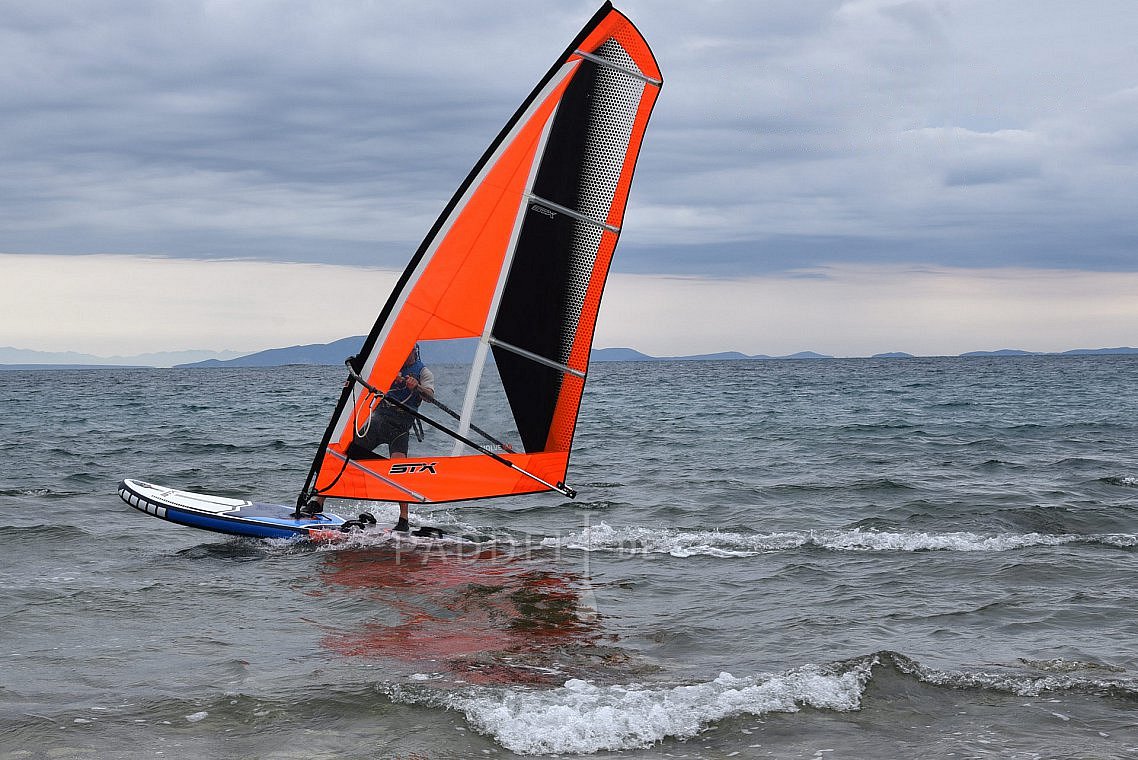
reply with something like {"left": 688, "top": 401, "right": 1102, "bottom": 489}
{"left": 389, "top": 462, "right": 437, "bottom": 475}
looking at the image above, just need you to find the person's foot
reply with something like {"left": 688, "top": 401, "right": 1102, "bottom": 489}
{"left": 298, "top": 497, "right": 324, "bottom": 517}
{"left": 393, "top": 517, "right": 409, "bottom": 533}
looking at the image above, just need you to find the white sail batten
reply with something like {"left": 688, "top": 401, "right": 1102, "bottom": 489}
{"left": 450, "top": 64, "right": 578, "bottom": 457}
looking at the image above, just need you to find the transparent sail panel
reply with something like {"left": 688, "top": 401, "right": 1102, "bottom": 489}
{"left": 344, "top": 338, "right": 523, "bottom": 462}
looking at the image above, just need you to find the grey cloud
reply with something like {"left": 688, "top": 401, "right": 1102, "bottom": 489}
{"left": 1, "top": 0, "right": 1136, "bottom": 274}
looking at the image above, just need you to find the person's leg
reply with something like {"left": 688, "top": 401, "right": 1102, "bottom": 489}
{"left": 390, "top": 433, "right": 411, "bottom": 531}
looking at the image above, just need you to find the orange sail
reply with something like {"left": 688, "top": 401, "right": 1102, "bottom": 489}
{"left": 299, "top": 2, "right": 662, "bottom": 507}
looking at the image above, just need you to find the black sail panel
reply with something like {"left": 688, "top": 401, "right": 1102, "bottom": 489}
{"left": 491, "top": 47, "right": 649, "bottom": 453}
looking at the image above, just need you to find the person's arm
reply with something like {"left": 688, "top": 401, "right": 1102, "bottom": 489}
{"left": 413, "top": 366, "right": 436, "bottom": 401}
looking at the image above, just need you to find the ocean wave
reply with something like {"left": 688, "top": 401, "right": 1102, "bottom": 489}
{"left": 1099, "top": 533, "right": 1138, "bottom": 547}
{"left": 540, "top": 523, "right": 797, "bottom": 557}
{"left": 539, "top": 522, "right": 1137, "bottom": 557}
{"left": 274, "top": 521, "right": 501, "bottom": 553}
{"left": 0, "top": 487, "right": 79, "bottom": 498}
{"left": 1017, "top": 657, "right": 1126, "bottom": 674}
{"left": 403, "top": 650, "right": 1138, "bottom": 755}
{"left": 256, "top": 517, "right": 1138, "bottom": 557}
{"left": 12, "top": 650, "right": 1131, "bottom": 758}
{"left": 391, "top": 650, "right": 1138, "bottom": 755}
{"left": 443, "top": 660, "right": 873, "bottom": 755}
{"left": 0, "top": 524, "right": 90, "bottom": 541}
{"left": 889, "top": 651, "right": 1136, "bottom": 698}
{"left": 767, "top": 477, "right": 919, "bottom": 494}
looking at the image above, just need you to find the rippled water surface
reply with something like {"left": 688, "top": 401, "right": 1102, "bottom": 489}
{"left": 2, "top": 356, "right": 1138, "bottom": 758}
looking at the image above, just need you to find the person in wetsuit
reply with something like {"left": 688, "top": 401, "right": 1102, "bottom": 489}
{"left": 350, "top": 344, "right": 435, "bottom": 531}
{"left": 303, "top": 345, "right": 434, "bottom": 532}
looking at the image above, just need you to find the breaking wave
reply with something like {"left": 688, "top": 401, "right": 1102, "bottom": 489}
{"left": 539, "top": 522, "right": 1138, "bottom": 557}
{"left": 444, "top": 660, "right": 871, "bottom": 755}
{"left": 889, "top": 652, "right": 1137, "bottom": 698}
{"left": 380, "top": 651, "right": 1138, "bottom": 755}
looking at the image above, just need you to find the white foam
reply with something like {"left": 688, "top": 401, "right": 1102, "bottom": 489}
{"left": 278, "top": 521, "right": 494, "bottom": 552}
{"left": 184, "top": 711, "right": 208, "bottom": 723}
{"left": 1019, "top": 658, "right": 1125, "bottom": 674}
{"left": 890, "top": 653, "right": 1135, "bottom": 697}
{"left": 449, "top": 663, "right": 871, "bottom": 755}
{"left": 540, "top": 522, "right": 1095, "bottom": 557}
{"left": 814, "top": 529, "right": 1076, "bottom": 552}
{"left": 540, "top": 522, "right": 799, "bottom": 557}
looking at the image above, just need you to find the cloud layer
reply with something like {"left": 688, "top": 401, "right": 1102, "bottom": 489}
{"left": 3, "top": 0, "right": 1137, "bottom": 276}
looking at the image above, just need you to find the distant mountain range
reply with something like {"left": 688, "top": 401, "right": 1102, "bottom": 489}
{"left": 583, "top": 348, "right": 831, "bottom": 363}
{"left": 181, "top": 336, "right": 366, "bottom": 368}
{"left": 174, "top": 340, "right": 1138, "bottom": 367}
{"left": 0, "top": 346, "right": 244, "bottom": 369}
{"left": 960, "top": 347, "right": 1138, "bottom": 357}
{"left": 3, "top": 341, "right": 1136, "bottom": 370}
{"left": 176, "top": 339, "right": 834, "bottom": 367}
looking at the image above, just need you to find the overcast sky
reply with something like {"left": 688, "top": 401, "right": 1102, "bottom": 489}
{"left": 3, "top": 0, "right": 1137, "bottom": 357}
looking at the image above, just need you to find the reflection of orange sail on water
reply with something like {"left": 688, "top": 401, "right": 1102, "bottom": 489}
{"left": 299, "top": 3, "right": 662, "bottom": 508}
{"left": 317, "top": 548, "right": 601, "bottom": 685}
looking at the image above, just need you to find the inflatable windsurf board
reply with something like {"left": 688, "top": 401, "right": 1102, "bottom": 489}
{"left": 118, "top": 479, "right": 347, "bottom": 539}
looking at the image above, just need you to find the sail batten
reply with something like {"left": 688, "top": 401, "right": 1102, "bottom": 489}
{"left": 452, "top": 339, "right": 493, "bottom": 456}
{"left": 488, "top": 337, "right": 587, "bottom": 379}
{"left": 448, "top": 74, "right": 569, "bottom": 459}
{"left": 528, "top": 194, "right": 621, "bottom": 233}
{"left": 573, "top": 49, "right": 662, "bottom": 85}
{"left": 328, "top": 450, "right": 429, "bottom": 503}
{"left": 300, "top": 2, "right": 662, "bottom": 506}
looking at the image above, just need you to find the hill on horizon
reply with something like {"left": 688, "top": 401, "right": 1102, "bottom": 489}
{"left": 0, "top": 345, "right": 243, "bottom": 368}
{"left": 5, "top": 341, "right": 1136, "bottom": 370}
{"left": 175, "top": 340, "right": 1138, "bottom": 368}
{"left": 176, "top": 339, "right": 838, "bottom": 367}
{"left": 172, "top": 339, "right": 1133, "bottom": 368}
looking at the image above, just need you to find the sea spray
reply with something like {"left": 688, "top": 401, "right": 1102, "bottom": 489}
{"left": 445, "top": 660, "right": 874, "bottom": 755}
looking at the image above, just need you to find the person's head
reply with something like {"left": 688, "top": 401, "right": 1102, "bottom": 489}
{"left": 403, "top": 343, "right": 421, "bottom": 368}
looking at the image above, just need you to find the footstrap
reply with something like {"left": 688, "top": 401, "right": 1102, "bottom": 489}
{"left": 339, "top": 512, "right": 378, "bottom": 532}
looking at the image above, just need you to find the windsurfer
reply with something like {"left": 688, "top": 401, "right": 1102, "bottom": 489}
{"left": 303, "top": 345, "right": 435, "bottom": 531}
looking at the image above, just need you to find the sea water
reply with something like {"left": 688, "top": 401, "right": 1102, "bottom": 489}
{"left": 1, "top": 356, "right": 1137, "bottom": 758}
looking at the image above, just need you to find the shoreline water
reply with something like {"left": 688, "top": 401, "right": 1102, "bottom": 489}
{"left": 2, "top": 357, "right": 1137, "bottom": 756}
